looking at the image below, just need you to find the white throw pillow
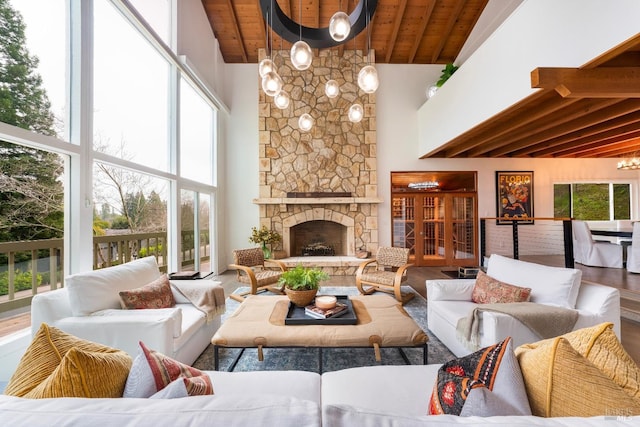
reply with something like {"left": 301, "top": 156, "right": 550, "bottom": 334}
{"left": 486, "top": 254, "right": 581, "bottom": 309}
{"left": 66, "top": 256, "right": 161, "bottom": 316}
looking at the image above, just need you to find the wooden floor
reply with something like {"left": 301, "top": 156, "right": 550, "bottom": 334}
{"left": 2, "top": 260, "right": 639, "bottom": 364}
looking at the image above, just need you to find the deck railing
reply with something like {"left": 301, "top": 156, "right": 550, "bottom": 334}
{"left": 0, "top": 231, "right": 209, "bottom": 314}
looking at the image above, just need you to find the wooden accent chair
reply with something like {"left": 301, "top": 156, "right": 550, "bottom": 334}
{"left": 228, "top": 247, "right": 287, "bottom": 302}
{"left": 355, "top": 247, "right": 414, "bottom": 304}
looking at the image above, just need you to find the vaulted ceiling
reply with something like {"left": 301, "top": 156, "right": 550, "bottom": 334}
{"left": 201, "top": 0, "right": 489, "bottom": 64}
{"left": 201, "top": 1, "right": 640, "bottom": 159}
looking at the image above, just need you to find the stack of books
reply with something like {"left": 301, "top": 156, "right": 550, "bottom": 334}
{"left": 304, "top": 302, "right": 348, "bottom": 319}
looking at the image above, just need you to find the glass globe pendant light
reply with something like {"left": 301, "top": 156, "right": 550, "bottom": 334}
{"left": 261, "top": 71, "right": 283, "bottom": 97}
{"left": 291, "top": 0, "right": 312, "bottom": 70}
{"left": 258, "top": 58, "right": 275, "bottom": 78}
{"left": 329, "top": 11, "right": 351, "bottom": 42}
{"left": 325, "top": 79, "right": 339, "bottom": 98}
{"left": 299, "top": 113, "right": 313, "bottom": 131}
{"left": 274, "top": 90, "right": 290, "bottom": 109}
{"left": 348, "top": 103, "right": 363, "bottom": 123}
{"left": 291, "top": 41, "right": 312, "bottom": 70}
{"left": 357, "top": 65, "right": 379, "bottom": 93}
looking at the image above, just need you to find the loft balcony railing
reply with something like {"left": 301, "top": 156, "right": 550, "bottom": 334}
{"left": 0, "top": 231, "right": 210, "bottom": 315}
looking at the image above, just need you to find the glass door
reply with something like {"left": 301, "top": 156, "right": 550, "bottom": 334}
{"left": 391, "top": 172, "right": 478, "bottom": 267}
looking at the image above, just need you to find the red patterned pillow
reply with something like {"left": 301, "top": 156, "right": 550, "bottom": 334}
{"left": 119, "top": 274, "right": 176, "bottom": 309}
{"left": 471, "top": 270, "right": 531, "bottom": 304}
{"left": 428, "top": 338, "right": 531, "bottom": 416}
{"left": 123, "top": 341, "right": 213, "bottom": 398}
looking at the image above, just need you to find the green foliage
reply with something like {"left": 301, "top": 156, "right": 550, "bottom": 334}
{"left": 0, "top": 0, "right": 63, "bottom": 243}
{"left": 249, "top": 225, "right": 282, "bottom": 245}
{"left": 572, "top": 184, "right": 609, "bottom": 220}
{"left": 278, "top": 265, "right": 329, "bottom": 291}
{"left": 110, "top": 216, "right": 130, "bottom": 229}
{"left": 0, "top": 269, "right": 42, "bottom": 296}
{"left": 436, "top": 63, "right": 459, "bottom": 87}
{"left": 139, "top": 245, "right": 163, "bottom": 258}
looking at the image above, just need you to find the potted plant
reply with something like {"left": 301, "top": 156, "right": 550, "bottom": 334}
{"left": 278, "top": 265, "right": 330, "bottom": 307}
{"left": 249, "top": 225, "right": 282, "bottom": 259}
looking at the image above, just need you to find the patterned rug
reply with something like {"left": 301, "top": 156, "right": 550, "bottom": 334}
{"left": 193, "top": 286, "right": 456, "bottom": 373}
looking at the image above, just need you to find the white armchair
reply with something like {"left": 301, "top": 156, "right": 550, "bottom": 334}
{"left": 31, "top": 256, "right": 223, "bottom": 364}
{"left": 572, "top": 220, "right": 623, "bottom": 268}
{"left": 427, "top": 255, "right": 620, "bottom": 357}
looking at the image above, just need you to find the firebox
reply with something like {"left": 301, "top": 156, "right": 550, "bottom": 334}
{"left": 290, "top": 220, "right": 347, "bottom": 256}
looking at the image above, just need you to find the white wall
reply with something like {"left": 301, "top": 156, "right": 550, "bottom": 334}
{"left": 418, "top": 0, "right": 640, "bottom": 156}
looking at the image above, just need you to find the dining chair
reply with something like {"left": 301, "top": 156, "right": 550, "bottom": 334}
{"left": 625, "top": 222, "right": 640, "bottom": 273}
{"left": 572, "top": 220, "right": 623, "bottom": 268}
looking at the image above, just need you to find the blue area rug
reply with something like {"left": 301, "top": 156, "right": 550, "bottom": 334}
{"left": 193, "top": 286, "right": 455, "bottom": 373}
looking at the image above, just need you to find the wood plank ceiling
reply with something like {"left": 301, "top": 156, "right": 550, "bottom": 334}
{"left": 201, "top": 1, "right": 640, "bottom": 159}
{"left": 422, "top": 34, "right": 640, "bottom": 159}
{"left": 201, "top": 0, "right": 488, "bottom": 64}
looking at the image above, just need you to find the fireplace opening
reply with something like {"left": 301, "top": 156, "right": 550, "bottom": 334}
{"left": 290, "top": 220, "right": 347, "bottom": 256}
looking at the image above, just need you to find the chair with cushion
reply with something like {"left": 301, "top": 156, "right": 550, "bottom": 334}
{"left": 625, "top": 222, "right": 640, "bottom": 273}
{"left": 355, "top": 246, "right": 414, "bottom": 304}
{"left": 572, "top": 220, "right": 623, "bottom": 268}
{"left": 228, "top": 247, "right": 287, "bottom": 302}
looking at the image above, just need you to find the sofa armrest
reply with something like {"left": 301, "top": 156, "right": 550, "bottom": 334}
{"left": 574, "top": 282, "right": 621, "bottom": 337}
{"left": 31, "top": 288, "right": 73, "bottom": 336}
{"left": 426, "top": 279, "right": 476, "bottom": 301}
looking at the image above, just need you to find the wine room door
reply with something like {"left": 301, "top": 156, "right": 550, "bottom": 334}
{"left": 391, "top": 172, "right": 478, "bottom": 267}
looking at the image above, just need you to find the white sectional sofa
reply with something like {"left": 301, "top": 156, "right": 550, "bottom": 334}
{"left": 1, "top": 365, "right": 636, "bottom": 426}
{"left": 427, "top": 254, "right": 621, "bottom": 357}
{"left": 30, "top": 256, "right": 223, "bottom": 365}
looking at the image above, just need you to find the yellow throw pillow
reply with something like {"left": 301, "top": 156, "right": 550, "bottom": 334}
{"left": 24, "top": 347, "right": 132, "bottom": 398}
{"left": 4, "top": 323, "right": 130, "bottom": 397}
{"left": 515, "top": 336, "right": 640, "bottom": 417}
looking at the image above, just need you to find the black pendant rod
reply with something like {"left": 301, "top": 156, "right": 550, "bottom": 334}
{"left": 259, "top": 0, "right": 378, "bottom": 49}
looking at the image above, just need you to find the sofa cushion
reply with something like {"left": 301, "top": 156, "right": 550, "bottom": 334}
{"left": 4, "top": 323, "right": 131, "bottom": 397}
{"left": 66, "top": 256, "right": 161, "bottom": 316}
{"left": 471, "top": 271, "right": 531, "bottom": 304}
{"left": 486, "top": 254, "right": 581, "bottom": 309}
{"left": 24, "top": 347, "right": 132, "bottom": 398}
{"left": 515, "top": 335, "right": 640, "bottom": 417}
{"left": 119, "top": 274, "right": 176, "bottom": 309}
{"left": 123, "top": 341, "right": 213, "bottom": 398}
{"left": 428, "top": 337, "right": 531, "bottom": 416}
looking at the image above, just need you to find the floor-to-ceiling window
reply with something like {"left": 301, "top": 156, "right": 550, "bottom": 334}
{"left": 0, "top": 0, "right": 221, "bottom": 315}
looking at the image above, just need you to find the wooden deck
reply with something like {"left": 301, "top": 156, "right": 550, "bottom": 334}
{"left": 2, "top": 261, "right": 639, "bottom": 364}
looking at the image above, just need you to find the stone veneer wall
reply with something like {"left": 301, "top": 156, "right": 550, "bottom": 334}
{"left": 257, "top": 49, "right": 379, "bottom": 263}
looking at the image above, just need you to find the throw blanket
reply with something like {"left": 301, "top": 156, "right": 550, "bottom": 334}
{"left": 456, "top": 302, "right": 579, "bottom": 352}
{"left": 171, "top": 281, "right": 225, "bottom": 322}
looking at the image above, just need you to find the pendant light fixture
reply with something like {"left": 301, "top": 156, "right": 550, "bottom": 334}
{"left": 357, "top": 0, "right": 379, "bottom": 94}
{"left": 329, "top": 2, "right": 350, "bottom": 42}
{"left": 348, "top": 103, "right": 363, "bottom": 123}
{"left": 258, "top": 58, "right": 274, "bottom": 78}
{"left": 260, "top": 1, "right": 283, "bottom": 97}
{"left": 262, "top": 71, "right": 283, "bottom": 97}
{"left": 290, "top": 0, "right": 312, "bottom": 70}
{"left": 325, "top": 53, "right": 339, "bottom": 98}
{"left": 274, "top": 90, "right": 290, "bottom": 109}
{"left": 299, "top": 113, "right": 314, "bottom": 132}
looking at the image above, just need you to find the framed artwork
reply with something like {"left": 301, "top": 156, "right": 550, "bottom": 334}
{"left": 496, "top": 171, "right": 534, "bottom": 225}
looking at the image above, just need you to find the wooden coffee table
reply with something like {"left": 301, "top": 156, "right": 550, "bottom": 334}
{"left": 211, "top": 294, "right": 429, "bottom": 372}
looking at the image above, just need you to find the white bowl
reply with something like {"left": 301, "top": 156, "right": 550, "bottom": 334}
{"left": 315, "top": 295, "right": 337, "bottom": 310}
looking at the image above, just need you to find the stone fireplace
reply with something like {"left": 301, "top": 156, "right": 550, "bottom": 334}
{"left": 254, "top": 49, "right": 381, "bottom": 274}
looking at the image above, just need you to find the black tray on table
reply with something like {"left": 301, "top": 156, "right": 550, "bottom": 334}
{"left": 285, "top": 295, "right": 358, "bottom": 325}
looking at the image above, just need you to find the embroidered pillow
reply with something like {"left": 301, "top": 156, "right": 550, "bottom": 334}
{"left": 123, "top": 341, "right": 213, "bottom": 398}
{"left": 428, "top": 337, "right": 531, "bottom": 416}
{"left": 119, "top": 274, "right": 175, "bottom": 309}
{"left": 471, "top": 270, "right": 531, "bottom": 304}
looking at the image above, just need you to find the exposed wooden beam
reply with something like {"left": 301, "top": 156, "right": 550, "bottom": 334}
{"left": 489, "top": 100, "right": 640, "bottom": 157}
{"left": 531, "top": 67, "right": 640, "bottom": 98}
{"left": 408, "top": 0, "right": 436, "bottom": 64}
{"left": 384, "top": 0, "right": 408, "bottom": 63}
{"left": 533, "top": 124, "right": 640, "bottom": 158}
{"left": 226, "top": 0, "right": 248, "bottom": 63}
{"left": 430, "top": 0, "right": 466, "bottom": 63}
{"left": 556, "top": 132, "right": 640, "bottom": 158}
